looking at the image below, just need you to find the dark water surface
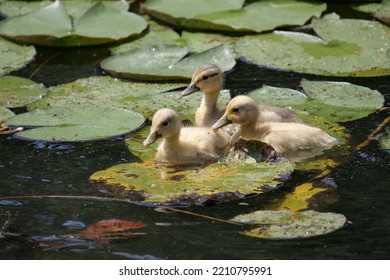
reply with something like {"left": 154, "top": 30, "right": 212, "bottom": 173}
{"left": 1, "top": 9, "right": 390, "bottom": 260}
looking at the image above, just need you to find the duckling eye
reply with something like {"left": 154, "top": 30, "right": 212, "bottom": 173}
{"left": 232, "top": 107, "right": 239, "bottom": 113}
{"left": 202, "top": 75, "right": 209, "bottom": 80}
{"left": 162, "top": 121, "right": 169, "bottom": 127}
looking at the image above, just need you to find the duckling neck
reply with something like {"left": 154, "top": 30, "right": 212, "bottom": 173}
{"left": 200, "top": 90, "right": 220, "bottom": 113}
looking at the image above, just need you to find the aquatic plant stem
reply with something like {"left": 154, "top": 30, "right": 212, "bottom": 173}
{"left": 28, "top": 52, "right": 61, "bottom": 80}
{"left": 356, "top": 112, "right": 390, "bottom": 151}
{"left": 0, "top": 195, "right": 245, "bottom": 226}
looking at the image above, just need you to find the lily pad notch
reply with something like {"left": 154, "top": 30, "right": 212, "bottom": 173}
{"left": 0, "top": 1, "right": 148, "bottom": 47}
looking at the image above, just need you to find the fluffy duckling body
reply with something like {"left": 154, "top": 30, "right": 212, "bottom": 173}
{"left": 181, "top": 63, "right": 302, "bottom": 127}
{"left": 143, "top": 108, "right": 229, "bottom": 165}
{"left": 212, "top": 95, "right": 339, "bottom": 162}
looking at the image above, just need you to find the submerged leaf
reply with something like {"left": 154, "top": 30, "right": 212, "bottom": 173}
{"left": 6, "top": 106, "right": 145, "bottom": 142}
{"left": 230, "top": 210, "right": 347, "bottom": 239}
{"left": 0, "top": 37, "right": 36, "bottom": 76}
{"left": 0, "top": 1, "right": 147, "bottom": 46}
{"left": 0, "top": 76, "right": 46, "bottom": 108}
{"left": 81, "top": 219, "right": 147, "bottom": 242}
{"left": 101, "top": 44, "right": 236, "bottom": 81}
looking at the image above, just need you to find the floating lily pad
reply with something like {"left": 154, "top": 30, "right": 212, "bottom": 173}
{"left": 5, "top": 106, "right": 145, "bottom": 142}
{"left": 101, "top": 44, "right": 236, "bottom": 81}
{"left": 0, "top": 0, "right": 130, "bottom": 18}
{"left": 230, "top": 210, "right": 347, "bottom": 239}
{"left": 0, "top": 107, "right": 14, "bottom": 122}
{"left": 0, "top": 1, "right": 147, "bottom": 46}
{"left": 27, "top": 76, "right": 231, "bottom": 122}
{"left": 0, "top": 76, "right": 46, "bottom": 108}
{"left": 144, "top": 0, "right": 244, "bottom": 28}
{"left": 352, "top": 0, "right": 390, "bottom": 23}
{"left": 188, "top": 0, "right": 326, "bottom": 33}
{"left": 299, "top": 79, "right": 384, "bottom": 122}
{"left": 234, "top": 16, "right": 390, "bottom": 76}
{"left": 110, "top": 19, "right": 182, "bottom": 54}
{"left": 0, "top": 37, "right": 36, "bottom": 76}
{"left": 144, "top": 0, "right": 325, "bottom": 33}
{"left": 90, "top": 158, "right": 294, "bottom": 205}
{"left": 181, "top": 31, "right": 238, "bottom": 53}
{"left": 380, "top": 129, "right": 390, "bottom": 150}
{"left": 248, "top": 85, "right": 308, "bottom": 107}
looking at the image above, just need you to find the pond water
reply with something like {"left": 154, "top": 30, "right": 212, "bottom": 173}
{"left": 1, "top": 6, "right": 390, "bottom": 260}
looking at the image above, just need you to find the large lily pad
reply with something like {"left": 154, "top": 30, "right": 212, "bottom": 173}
{"left": 234, "top": 16, "right": 390, "bottom": 76}
{"left": 188, "top": 0, "right": 326, "bottom": 33}
{"left": 100, "top": 44, "right": 236, "bottom": 81}
{"left": 0, "top": 1, "right": 148, "bottom": 47}
{"left": 0, "top": 76, "right": 46, "bottom": 108}
{"left": 5, "top": 106, "right": 145, "bottom": 142}
{"left": 230, "top": 210, "right": 347, "bottom": 239}
{"left": 110, "top": 20, "right": 182, "bottom": 54}
{"left": 144, "top": 0, "right": 244, "bottom": 28}
{"left": 90, "top": 158, "right": 294, "bottom": 205}
{"left": 0, "top": 37, "right": 36, "bottom": 76}
{"left": 0, "top": 0, "right": 130, "bottom": 19}
{"left": 144, "top": 0, "right": 326, "bottom": 33}
{"left": 249, "top": 80, "right": 384, "bottom": 123}
{"left": 299, "top": 79, "right": 384, "bottom": 122}
{"left": 27, "top": 76, "right": 231, "bottom": 122}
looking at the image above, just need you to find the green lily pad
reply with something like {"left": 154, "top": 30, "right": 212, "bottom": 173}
{"left": 0, "top": 76, "right": 46, "bottom": 108}
{"left": 299, "top": 79, "right": 384, "bottom": 122}
{"left": 0, "top": 0, "right": 130, "bottom": 18}
{"left": 248, "top": 85, "right": 308, "bottom": 107}
{"left": 144, "top": 0, "right": 325, "bottom": 33}
{"left": 101, "top": 44, "right": 236, "bottom": 81}
{"left": 352, "top": 0, "right": 390, "bottom": 23}
{"left": 230, "top": 210, "right": 347, "bottom": 239}
{"left": 0, "top": 1, "right": 148, "bottom": 47}
{"left": 0, "top": 107, "right": 14, "bottom": 122}
{"left": 181, "top": 31, "right": 238, "bottom": 53}
{"left": 5, "top": 106, "right": 145, "bottom": 142}
{"left": 110, "top": 19, "right": 182, "bottom": 54}
{"left": 0, "top": 37, "right": 36, "bottom": 76}
{"left": 144, "top": 0, "right": 244, "bottom": 28}
{"left": 189, "top": 0, "right": 326, "bottom": 33}
{"left": 380, "top": 129, "right": 390, "bottom": 150}
{"left": 27, "top": 76, "right": 226, "bottom": 121}
{"left": 90, "top": 158, "right": 294, "bottom": 205}
{"left": 234, "top": 16, "right": 390, "bottom": 76}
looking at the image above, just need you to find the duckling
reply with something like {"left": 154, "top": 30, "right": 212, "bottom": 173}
{"left": 212, "top": 95, "right": 339, "bottom": 162}
{"left": 143, "top": 108, "right": 229, "bottom": 165}
{"left": 181, "top": 63, "right": 302, "bottom": 127}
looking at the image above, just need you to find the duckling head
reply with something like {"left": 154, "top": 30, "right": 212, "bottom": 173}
{"left": 212, "top": 95, "right": 259, "bottom": 130}
{"left": 181, "top": 63, "right": 223, "bottom": 97}
{"left": 143, "top": 108, "right": 181, "bottom": 147}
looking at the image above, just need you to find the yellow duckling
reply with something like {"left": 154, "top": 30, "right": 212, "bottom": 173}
{"left": 212, "top": 95, "right": 339, "bottom": 162}
{"left": 143, "top": 108, "right": 229, "bottom": 165}
{"left": 181, "top": 63, "right": 302, "bottom": 127}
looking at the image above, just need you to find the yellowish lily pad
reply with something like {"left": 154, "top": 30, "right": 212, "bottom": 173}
{"left": 230, "top": 210, "right": 347, "bottom": 239}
